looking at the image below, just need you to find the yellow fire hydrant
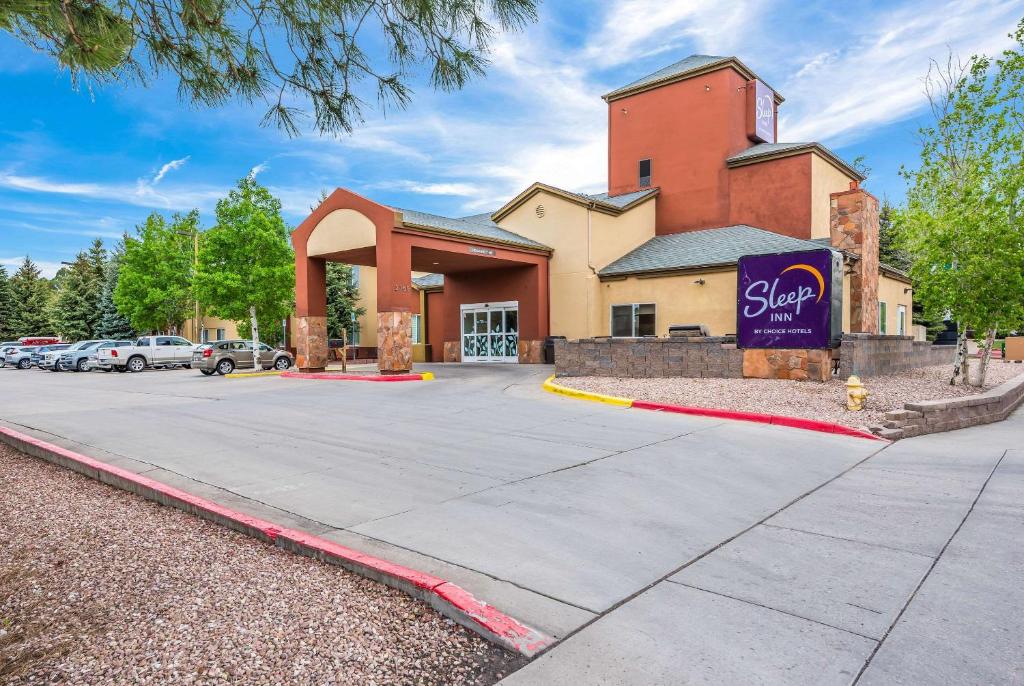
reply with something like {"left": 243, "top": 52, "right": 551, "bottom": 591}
{"left": 846, "top": 375, "right": 868, "bottom": 411}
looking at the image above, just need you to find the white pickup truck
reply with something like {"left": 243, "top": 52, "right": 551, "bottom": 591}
{"left": 98, "top": 335, "right": 198, "bottom": 373}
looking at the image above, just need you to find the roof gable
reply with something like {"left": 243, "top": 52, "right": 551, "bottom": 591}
{"left": 490, "top": 182, "right": 658, "bottom": 222}
{"left": 602, "top": 54, "right": 782, "bottom": 102}
{"left": 598, "top": 225, "right": 831, "bottom": 277}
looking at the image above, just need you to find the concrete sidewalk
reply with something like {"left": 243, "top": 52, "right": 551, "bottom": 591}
{"left": 503, "top": 410, "right": 1024, "bottom": 684}
{"left": 0, "top": 363, "right": 879, "bottom": 643}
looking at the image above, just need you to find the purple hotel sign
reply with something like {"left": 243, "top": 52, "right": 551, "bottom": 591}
{"left": 737, "top": 249, "right": 843, "bottom": 349}
{"left": 747, "top": 79, "right": 776, "bottom": 144}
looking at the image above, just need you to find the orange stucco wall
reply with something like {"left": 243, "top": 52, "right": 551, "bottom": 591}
{"left": 728, "top": 154, "right": 813, "bottom": 239}
{"left": 608, "top": 67, "right": 764, "bottom": 234}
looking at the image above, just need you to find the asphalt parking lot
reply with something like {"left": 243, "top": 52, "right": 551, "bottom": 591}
{"left": 1, "top": 362, "right": 1021, "bottom": 684}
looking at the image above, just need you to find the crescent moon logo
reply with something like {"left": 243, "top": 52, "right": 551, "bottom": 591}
{"left": 780, "top": 263, "right": 825, "bottom": 303}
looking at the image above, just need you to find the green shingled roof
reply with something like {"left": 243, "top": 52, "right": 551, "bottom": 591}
{"left": 727, "top": 142, "right": 865, "bottom": 181}
{"left": 598, "top": 225, "right": 830, "bottom": 277}
{"left": 397, "top": 208, "right": 550, "bottom": 250}
{"left": 603, "top": 55, "right": 728, "bottom": 100}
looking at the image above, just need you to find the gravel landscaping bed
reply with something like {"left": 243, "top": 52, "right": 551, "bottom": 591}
{"left": 559, "top": 361, "right": 1024, "bottom": 430}
{"left": 0, "top": 444, "right": 521, "bottom": 685}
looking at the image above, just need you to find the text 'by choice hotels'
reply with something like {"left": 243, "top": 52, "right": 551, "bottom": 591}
{"left": 737, "top": 249, "right": 843, "bottom": 350}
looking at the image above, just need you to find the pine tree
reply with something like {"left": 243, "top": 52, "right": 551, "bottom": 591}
{"left": 878, "top": 200, "right": 910, "bottom": 272}
{"left": 9, "top": 257, "right": 55, "bottom": 337}
{"left": 0, "top": 265, "right": 15, "bottom": 340}
{"left": 96, "top": 249, "right": 136, "bottom": 340}
{"left": 52, "top": 251, "right": 95, "bottom": 341}
{"left": 326, "top": 263, "right": 366, "bottom": 341}
{"left": 1, "top": 1, "right": 537, "bottom": 137}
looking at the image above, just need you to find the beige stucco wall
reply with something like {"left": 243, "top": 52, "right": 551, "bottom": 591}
{"left": 184, "top": 315, "right": 240, "bottom": 342}
{"left": 307, "top": 209, "right": 377, "bottom": 257}
{"left": 599, "top": 269, "right": 739, "bottom": 337}
{"left": 497, "top": 190, "right": 656, "bottom": 339}
{"left": 811, "top": 154, "right": 857, "bottom": 239}
{"left": 353, "top": 265, "right": 378, "bottom": 347}
{"left": 878, "top": 273, "right": 913, "bottom": 336}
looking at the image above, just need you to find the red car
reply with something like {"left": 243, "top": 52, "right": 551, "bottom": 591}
{"left": 19, "top": 336, "right": 62, "bottom": 346}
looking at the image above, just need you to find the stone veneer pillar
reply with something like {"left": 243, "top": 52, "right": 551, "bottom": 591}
{"left": 830, "top": 185, "right": 880, "bottom": 334}
{"left": 378, "top": 311, "right": 413, "bottom": 374}
{"left": 295, "top": 315, "right": 328, "bottom": 371}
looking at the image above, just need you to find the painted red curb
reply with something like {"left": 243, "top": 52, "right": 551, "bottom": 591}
{"left": 629, "top": 400, "right": 885, "bottom": 441}
{"left": 281, "top": 371, "right": 431, "bottom": 382}
{"left": 0, "top": 424, "right": 551, "bottom": 656}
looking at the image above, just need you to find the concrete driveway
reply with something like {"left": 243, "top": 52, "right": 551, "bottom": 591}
{"left": 1, "top": 363, "right": 1019, "bottom": 683}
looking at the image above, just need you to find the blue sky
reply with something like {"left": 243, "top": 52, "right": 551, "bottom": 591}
{"left": 1, "top": 0, "right": 1021, "bottom": 277}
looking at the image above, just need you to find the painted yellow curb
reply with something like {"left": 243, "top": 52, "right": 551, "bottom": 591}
{"left": 224, "top": 370, "right": 286, "bottom": 379}
{"left": 542, "top": 375, "right": 634, "bottom": 407}
{"left": 420, "top": 371, "right": 435, "bottom": 381}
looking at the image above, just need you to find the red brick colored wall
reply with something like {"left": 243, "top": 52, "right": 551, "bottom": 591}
{"left": 608, "top": 68, "right": 754, "bottom": 234}
{"left": 728, "top": 154, "right": 813, "bottom": 238}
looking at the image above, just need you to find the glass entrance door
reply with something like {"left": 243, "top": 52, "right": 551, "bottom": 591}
{"left": 461, "top": 301, "right": 519, "bottom": 363}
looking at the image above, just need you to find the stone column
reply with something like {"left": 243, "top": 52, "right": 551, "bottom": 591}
{"left": 378, "top": 311, "right": 413, "bottom": 374}
{"left": 830, "top": 185, "right": 880, "bottom": 334}
{"left": 295, "top": 316, "right": 328, "bottom": 371}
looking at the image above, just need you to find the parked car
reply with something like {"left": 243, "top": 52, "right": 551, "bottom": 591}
{"left": 0, "top": 342, "right": 21, "bottom": 364}
{"left": 100, "top": 335, "right": 197, "bottom": 373}
{"left": 192, "top": 340, "right": 294, "bottom": 376}
{"left": 87, "top": 341, "right": 136, "bottom": 371}
{"left": 18, "top": 336, "right": 62, "bottom": 346}
{"left": 57, "top": 340, "right": 115, "bottom": 372}
{"left": 3, "top": 346, "right": 39, "bottom": 369}
{"left": 33, "top": 344, "right": 72, "bottom": 369}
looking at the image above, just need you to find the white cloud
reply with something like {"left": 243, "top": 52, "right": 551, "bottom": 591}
{"left": 780, "top": 0, "right": 1020, "bottom": 145}
{"left": 7, "top": 221, "right": 125, "bottom": 240}
{"left": 0, "top": 170, "right": 225, "bottom": 212}
{"left": 0, "top": 257, "right": 64, "bottom": 279}
{"left": 249, "top": 161, "right": 270, "bottom": 178}
{"left": 152, "top": 156, "right": 190, "bottom": 184}
{"left": 369, "top": 180, "right": 485, "bottom": 196}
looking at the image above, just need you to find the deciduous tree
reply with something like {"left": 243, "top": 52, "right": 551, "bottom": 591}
{"left": 116, "top": 212, "right": 198, "bottom": 333}
{"left": 195, "top": 177, "right": 294, "bottom": 369}
{"left": 1, "top": 0, "right": 537, "bottom": 136}
{"left": 896, "top": 22, "right": 1024, "bottom": 386}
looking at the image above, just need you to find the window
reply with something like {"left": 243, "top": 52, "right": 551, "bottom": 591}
{"left": 638, "top": 159, "right": 652, "bottom": 188}
{"left": 155, "top": 336, "right": 173, "bottom": 346}
{"left": 411, "top": 314, "right": 422, "bottom": 343}
{"left": 351, "top": 267, "right": 360, "bottom": 289}
{"left": 879, "top": 302, "right": 888, "bottom": 335}
{"left": 897, "top": 305, "right": 907, "bottom": 336}
{"left": 611, "top": 303, "right": 656, "bottom": 337}
{"left": 259, "top": 343, "right": 273, "bottom": 351}
{"left": 171, "top": 337, "right": 192, "bottom": 346}
{"left": 201, "top": 329, "right": 209, "bottom": 344}
{"left": 216, "top": 328, "right": 225, "bottom": 341}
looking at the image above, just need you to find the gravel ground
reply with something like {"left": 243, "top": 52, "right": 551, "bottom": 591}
{"left": 560, "top": 361, "right": 1024, "bottom": 430}
{"left": 0, "top": 444, "right": 522, "bottom": 685}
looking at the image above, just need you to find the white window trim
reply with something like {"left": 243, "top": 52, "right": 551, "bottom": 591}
{"left": 897, "top": 305, "right": 907, "bottom": 336}
{"left": 610, "top": 303, "right": 657, "bottom": 337}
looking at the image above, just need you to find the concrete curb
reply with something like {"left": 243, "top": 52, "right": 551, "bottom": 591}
{"left": 543, "top": 376, "right": 884, "bottom": 442}
{"left": 225, "top": 370, "right": 286, "bottom": 379}
{"left": 281, "top": 371, "right": 435, "bottom": 382}
{"left": 541, "top": 375, "right": 633, "bottom": 407}
{"left": 0, "top": 424, "right": 550, "bottom": 657}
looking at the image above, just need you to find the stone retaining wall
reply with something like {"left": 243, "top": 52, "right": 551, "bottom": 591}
{"left": 875, "top": 371, "right": 1024, "bottom": 440}
{"left": 554, "top": 337, "right": 743, "bottom": 378}
{"left": 838, "top": 334, "right": 955, "bottom": 378}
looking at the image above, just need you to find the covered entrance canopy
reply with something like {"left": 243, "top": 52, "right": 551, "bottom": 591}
{"left": 292, "top": 189, "right": 552, "bottom": 373}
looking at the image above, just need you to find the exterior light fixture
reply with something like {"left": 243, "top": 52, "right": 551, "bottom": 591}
{"left": 694, "top": 278, "right": 706, "bottom": 285}
{"left": 904, "top": 287, "right": 913, "bottom": 294}
{"left": 704, "top": 84, "right": 711, "bottom": 91}
{"left": 621, "top": 107, "right": 628, "bottom": 115}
